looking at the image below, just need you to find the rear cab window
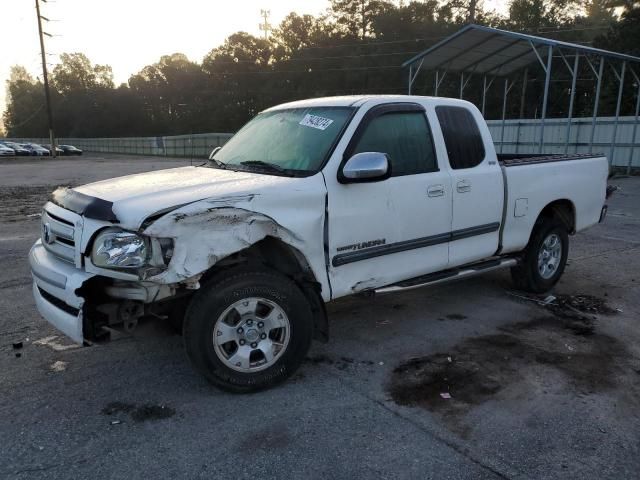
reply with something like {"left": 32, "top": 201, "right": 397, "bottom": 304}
{"left": 435, "top": 106, "right": 485, "bottom": 170}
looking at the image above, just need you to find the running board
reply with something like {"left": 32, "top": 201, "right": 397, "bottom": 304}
{"left": 374, "top": 257, "right": 519, "bottom": 295}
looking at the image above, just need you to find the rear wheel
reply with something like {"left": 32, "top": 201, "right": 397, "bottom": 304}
{"left": 511, "top": 218, "right": 568, "bottom": 293}
{"left": 183, "top": 267, "right": 313, "bottom": 393}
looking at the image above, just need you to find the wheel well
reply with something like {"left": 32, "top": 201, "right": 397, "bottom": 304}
{"left": 538, "top": 200, "right": 576, "bottom": 233}
{"left": 200, "top": 237, "right": 329, "bottom": 342}
{"left": 203, "top": 237, "right": 316, "bottom": 283}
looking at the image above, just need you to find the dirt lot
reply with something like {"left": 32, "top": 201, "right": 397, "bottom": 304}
{"left": 1, "top": 154, "right": 639, "bottom": 479}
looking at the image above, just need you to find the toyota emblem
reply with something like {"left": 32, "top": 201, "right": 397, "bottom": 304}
{"left": 42, "top": 222, "right": 53, "bottom": 244}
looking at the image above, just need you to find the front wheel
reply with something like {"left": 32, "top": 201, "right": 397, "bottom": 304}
{"left": 511, "top": 218, "right": 569, "bottom": 293}
{"left": 183, "top": 267, "right": 314, "bottom": 393}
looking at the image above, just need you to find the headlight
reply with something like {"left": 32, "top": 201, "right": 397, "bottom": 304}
{"left": 92, "top": 229, "right": 148, "bottom": 269}
{"left": 90, "top": 228, "right": 175, "bottom": 278}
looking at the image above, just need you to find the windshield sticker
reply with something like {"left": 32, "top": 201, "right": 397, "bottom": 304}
{"left": 299, "top": 114, "right": 334, "bottom": 131}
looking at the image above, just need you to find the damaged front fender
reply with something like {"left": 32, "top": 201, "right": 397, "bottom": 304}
{"left": 144, "top": 205, "right": 301, "bottom": 282}
{"left": 141, "top": 179, "right": 331, "bottom": 301}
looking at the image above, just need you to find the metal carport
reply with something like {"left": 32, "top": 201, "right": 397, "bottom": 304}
{"left": 402, "top": 24, "right": 640, "bottom": 170}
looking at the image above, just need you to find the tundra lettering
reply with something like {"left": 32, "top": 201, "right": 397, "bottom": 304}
{"left": 336, "top": 239, "right": 387, "bottom": 252}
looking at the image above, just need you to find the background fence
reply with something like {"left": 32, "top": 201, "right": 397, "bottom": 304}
{"left": 6, "top": 132, "right": 233, "bottom": 159}
{"left": 487, "top": 116, "right": 639, "bottom": 170}
{"left": 6, "top": 115, "right": 640, "bottom": 171}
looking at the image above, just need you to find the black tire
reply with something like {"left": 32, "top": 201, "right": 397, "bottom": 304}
{"left": 183, "top": 266, "right": 313, "bottom": 393}
{"left": 511, "top": 218, "right": 569, "bottom": 293}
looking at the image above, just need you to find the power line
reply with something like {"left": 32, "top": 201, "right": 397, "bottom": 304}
{"left": 208, "top": 64, "right": 403, "bottom": 76}
{"left": 536, "top": 24, "right": 612, "bottom": 33}
{"left": 7, "top": 104, "right": 45, "bottom": 129}
{"left": 277, "top": 34, "right": 449, "bottom": 51}
{"left": 208, "top": 49, "right": 424, "bottom": 66}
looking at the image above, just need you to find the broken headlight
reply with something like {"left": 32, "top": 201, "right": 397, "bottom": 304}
{"left": 91, "top": 229, "right": 174, "bottom": 275}
{"left": 92, "top": 229, "right": 148, "bottom": 269}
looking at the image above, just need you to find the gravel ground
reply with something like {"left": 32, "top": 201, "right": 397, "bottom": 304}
{"left": 1, "top": 154, "right": 639, "bottom": 480}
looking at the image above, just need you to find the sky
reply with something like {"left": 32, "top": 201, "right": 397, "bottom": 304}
{"left": 0, "top": 0, "right": 509, "bottom": 124}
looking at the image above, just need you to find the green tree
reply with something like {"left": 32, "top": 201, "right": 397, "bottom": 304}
{"left": 129, "top": 53, "right": 207, "bottom": 134}
{"left": 508, "top": 0, "right": 583, "bottom": 31}
{"left": 52, "top": 53, "right": 114, "bottom": 93}
{"left": 201, "top": 33, "right": 274, "bottom": 130}
{"left": 3, "top": 66, "right": 48, "bottom": 137}
{"left": 271, "top": 13, "right": 326, "bottom": 58}
{"left": 330, "top": 0, "right": 395, "bottom": 39}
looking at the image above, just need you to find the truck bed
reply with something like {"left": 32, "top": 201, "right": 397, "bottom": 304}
{"left": 497, "top": 153, "right": 609, "bottom": 256}
{"left": 497, "top": 152, "right": 602, "bottom": 167}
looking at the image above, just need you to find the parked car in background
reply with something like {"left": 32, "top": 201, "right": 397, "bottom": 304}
{"left": 1, "top": 141, "right": 30, "bottom": 156}
{"left": 0, "top": 143, "right": 15, "bottom": 156}
{"left": 59, "top": 144, "right": 83, "bottom": 155}
{"left": 21, "top": 143, "right": 50, "bottom": 156}
{"left": 43, "top": 144, "right": 64, "bottom": 156}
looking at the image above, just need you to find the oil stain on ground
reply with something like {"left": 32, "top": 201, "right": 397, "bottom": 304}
{"left": 388, "top": 295, "right": 636, "bottom": 430}
{"left": 102, "top": 401, "right": 175, "bottom": 423}
{"left": 544, "top": 293, "right": 617, "bottom": 318}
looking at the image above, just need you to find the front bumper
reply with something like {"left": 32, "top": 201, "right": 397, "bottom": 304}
{"left": 29, "top": 240, "right": 95, "bottom": 343}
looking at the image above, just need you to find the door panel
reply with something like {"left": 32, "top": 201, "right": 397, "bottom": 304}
{"left": 449, "top": 166, "right": 503, "bottom": 265}
{"left": 326, "top": 103, "right": 452, "bottom": 298}
{"left": 435, "top": 105, "right": 503, "bottom": 266}
{"left": 327, "top": 171, "right": 451, "bottom": 297}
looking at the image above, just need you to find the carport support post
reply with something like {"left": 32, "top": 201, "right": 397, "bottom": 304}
{"left": 565, "top": 54, "right": 579, "bottom": 154}
{"left": 460, "top": 73, "right": 464, "bottom": 99}
{"left": 628, "top": 69, "right": 640, "bottom": 175}
{"left": 610, "top": 61, "right": 626, "bottom": 165}
{"left": 481, "top": 76, "right": 487, "bottom": 115}
{"left": 538, "top": 45, "right": 553, "bottom": 153}
{"left": 500, "top": 78, "right": 510, "bottom": 154}
{"left": 589, "top": 57, "right": 605, "bottom": 151}
{"left": 519, "top": 68, "right": 528, "bottom": 119}
{"left": 434, "top": 70, "right": 439, "bottom": 96}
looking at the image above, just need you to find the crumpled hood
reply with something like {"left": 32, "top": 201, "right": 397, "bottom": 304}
{"left": 73, "top": 166, "right": 302, "bottom": 229}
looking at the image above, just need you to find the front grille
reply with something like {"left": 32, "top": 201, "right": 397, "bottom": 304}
{"left": 38, "top": 287, "right": 80, "bottom": 316}
{"left": 41, "top": 208, "right": 76, "bottom": 264}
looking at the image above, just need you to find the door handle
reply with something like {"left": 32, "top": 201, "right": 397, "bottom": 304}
{"left": 457, "top": 180, "right": 471, "bottom": 193}
{"left": 427, "top": 184, "right": 445, "bottom": 197}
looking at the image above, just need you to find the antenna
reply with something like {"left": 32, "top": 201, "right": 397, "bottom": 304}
{"left": 259, "top": 9, "right": 271, "bottom": 41}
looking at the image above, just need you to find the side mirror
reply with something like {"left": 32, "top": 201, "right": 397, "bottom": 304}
{"left": 209, "top": 146, "right": 221, "bottom": 160}
{"left": 341, "top": 152, "right": 390, "bottom": 183}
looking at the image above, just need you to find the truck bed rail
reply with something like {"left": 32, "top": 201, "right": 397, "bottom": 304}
{"left": 498, "top": 152, "right": 604, "bottom": 167}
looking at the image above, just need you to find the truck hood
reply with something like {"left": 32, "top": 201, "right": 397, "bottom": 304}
{"left": 71, "top": 166, "right": 307, "bottom": 229}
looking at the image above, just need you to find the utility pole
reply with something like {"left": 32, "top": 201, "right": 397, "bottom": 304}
{"left": 259, "top": 9, "right": 271, "bottom": 41}
{"left": 35, "top": 0, "right": 56, "bottom": 157}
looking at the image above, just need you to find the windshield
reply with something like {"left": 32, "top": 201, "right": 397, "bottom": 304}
{"left": 211, "top": 107, "right": 354, "bottom": 174}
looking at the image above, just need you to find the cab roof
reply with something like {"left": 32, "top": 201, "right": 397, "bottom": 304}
{"left": 264, "top": 95, "right": 472, "bottom": 111}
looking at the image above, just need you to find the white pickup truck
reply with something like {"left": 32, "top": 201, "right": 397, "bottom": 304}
{"left": 30, "top": 95, "right": 610, "bottom": 392}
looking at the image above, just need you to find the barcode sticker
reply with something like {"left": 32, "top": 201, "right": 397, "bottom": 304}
{"left": 299, "top": 114, "right": 334, "bottom": 131}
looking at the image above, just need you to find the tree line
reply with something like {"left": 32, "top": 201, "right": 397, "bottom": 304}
{"left": 3, "top": 0, "right": 639, "bottom": 138}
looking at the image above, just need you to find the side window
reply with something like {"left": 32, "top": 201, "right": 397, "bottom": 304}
{"left": 436, "top": 106, "right": 485, "bottom": 170}
{"left": 352, "top": 112, "right": 437, "bottom": 176}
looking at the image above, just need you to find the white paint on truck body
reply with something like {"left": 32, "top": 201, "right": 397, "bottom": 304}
{"left": 29, "top": 95, "right": 610, "bottom": 345}
{"left": 74, "top": 166, "right": 330, "bottom": 299}
{"left": 499, "top": 156, "right": 609, "bottom": 254}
